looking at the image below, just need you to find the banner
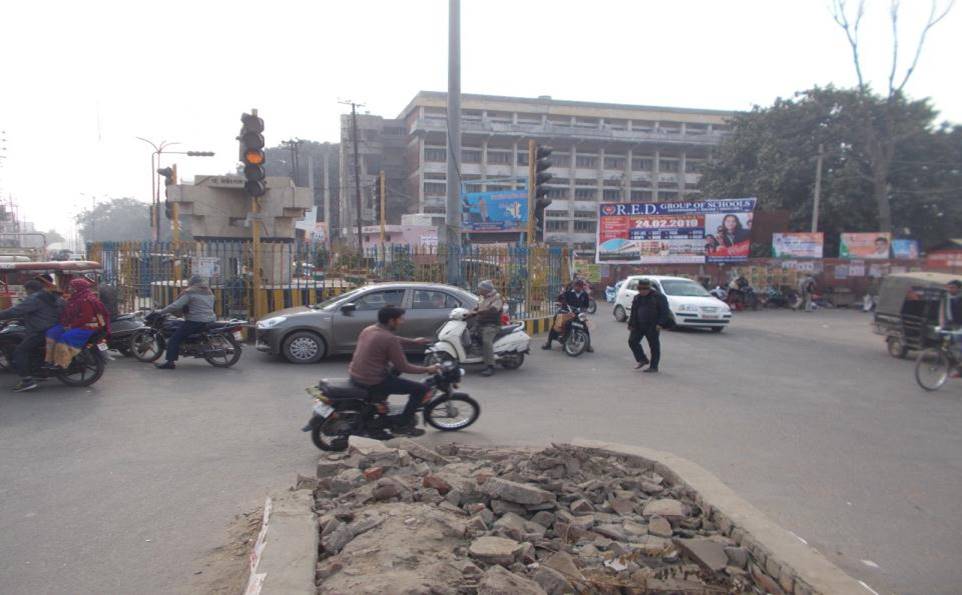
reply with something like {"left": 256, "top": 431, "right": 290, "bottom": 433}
{"left": 596, "top": 198, "right": 756, "bottom": 264}
{"left": 839, "top": 233, "right": 892, "bottom": 259}
{"left": 772, "top": 232, "right": 823, "bottom": 258}
{"left": 462, "top": 190, "right": 527, "bottom": 233}
{"left": 891, "top": 239, "right": 919, "bottom": 259}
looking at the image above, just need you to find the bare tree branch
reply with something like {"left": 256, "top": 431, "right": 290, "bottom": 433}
{"left": 896, "top": 0, "right": 956, "bottom": 93}
{"left": 831, "top": 0, "right": 867, "bottom": 92}
{"left": 888, "top": 0, "right": 901, "bottom": 95}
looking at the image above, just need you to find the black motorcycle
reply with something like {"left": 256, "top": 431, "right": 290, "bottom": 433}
{"left": 302, "top": 360, "right": 480, "bottom": 451}
{"left": 0, "top": 320, "right": 108, "bottom": 386}
{"left": 128, "top": 312, "right": 244, "bottom": 368}
{"left": 551, "top": 304, "right": 590, "bottom": 357}
{"left": 108, "top": 311, "right": 148, "bottom": 355}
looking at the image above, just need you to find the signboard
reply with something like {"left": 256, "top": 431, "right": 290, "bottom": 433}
{"left": 462, "top": 190, "right": 527, "bottom": 233}
{"left": 772, "top": 232, "right": 824, "bottom": 259}
{"left": 839, "top": 233, "right": 892, "bottom": 259}
{"left": 848, "top": 259, "right": 865, "bottom": 276}
{"left": 196, "top": 175, "right": 245, "bottom": 188}
{"left": 193, "top": 256, "right": 221, "bottom": 278}
{"left": 596, "top": 198, "right": 756, "bottom": 264}
{"left": 891, "top": 239, "right": 919, "bottom": 259}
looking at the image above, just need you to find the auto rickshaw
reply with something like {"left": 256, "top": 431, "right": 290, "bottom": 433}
{"left": 0, "top": 260, "right": 103, "bottom": 308}
{"left": 873, "top": 271, "right": 959, "bottom": 358}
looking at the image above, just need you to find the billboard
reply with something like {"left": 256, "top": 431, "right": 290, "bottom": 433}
{"left": 462, "top": 190, "right": 527, "bottom": 233}
{"left": 839, "top": 233, "right": 892, "bottom": 259}
{"left": 891, "top": 239, "right": 920, "bottom": 259}
{"left": 772, "top": 232, "right": 824, "bottom": 258}
{"left": 596, "top": 198, "right": 756, "bottom": 264}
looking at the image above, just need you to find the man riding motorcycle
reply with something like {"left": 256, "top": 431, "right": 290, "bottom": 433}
{"left": 347, "top": 305, "right": 439, "bottom": 437}
{"left": 0, "top": 280, "right": 63, "bottom": 392}
{"left": 154, "top": 275, "right": 216, "bottom": 370}
{"left": 543, "top": 279, "right": 593, "bottom": 352}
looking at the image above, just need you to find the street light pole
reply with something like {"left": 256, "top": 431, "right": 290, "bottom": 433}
{"left": 136, "top": 138, "right": 214, "bottom": 241}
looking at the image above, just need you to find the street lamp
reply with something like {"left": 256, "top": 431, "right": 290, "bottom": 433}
{"left": 135, "top": 138, "right": 215, "bottom": 241}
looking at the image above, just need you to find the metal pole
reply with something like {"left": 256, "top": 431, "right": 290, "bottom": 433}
{"left": 150, "top": 152, "right": 158, "bottom": 241}
{"left": 249, "top": 108, "right": 265, "bottom": 320}
{"left": 811, "top": 143, "right": 824, "bottom": 233}
{"left": 445, "top": 0, "right": 462, "bottom": 286}
{"left": 527, "top": 140, "right": 535, "bottom": 246}
{"left": 350, "top": 103, "right": 364, "bottom": 251}
{"left": 379, "top": 170, "right": 387, "bottom": 247}
{"left": 322, "top": 151, "right": 331, "bottom": 246}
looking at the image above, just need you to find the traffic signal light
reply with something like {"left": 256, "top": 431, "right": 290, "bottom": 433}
{"left": 528, "top": 142, "right": 553, "bottom": 242}
{"left": 157, "top": 165, "right": 178, "bottom": 219}
{"left": 239, "top": 112, "right": 266, "bottom": 197}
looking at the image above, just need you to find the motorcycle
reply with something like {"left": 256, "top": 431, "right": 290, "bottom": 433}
{"left": 552, "top": 304, "right": 590, "bottom": 357}
{"left": 128, "top": 312, "right": 245, "bottom": 368}
{"left": 302, "top": 360, "right": 480, "bottom": 451}
{"left": 424, "top": 308, "right": 530, "bottom": 370}
{"left": 0, "top": 320, "right": 108, "bottom": 386}
{"left": 108, "top": 310, "right": 148, "bottom": 355}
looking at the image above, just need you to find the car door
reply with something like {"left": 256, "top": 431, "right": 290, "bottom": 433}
{"left": 406, "top": 289, "right": 463, "bottom": 340}
{"left": 331, "top": 288, "right": 407, "bottom": 352}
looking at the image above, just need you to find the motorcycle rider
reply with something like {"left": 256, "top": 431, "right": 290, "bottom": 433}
{"left": 154, "top": 275, "right": 216, "bottom": 370}
{"left": 0, "top": 280, "right": 64, "bottom": 392}
{"left": 348, "top": 305, "right": 439, "bottom": 437}
{"left": 628, "top": 278, "right": 671, "bottom": 373}
{"left": 543, "top": 279, "right": 593, "bottom": 352}
{"left": 473, "top": 280, "right": 504, "bottom": 377}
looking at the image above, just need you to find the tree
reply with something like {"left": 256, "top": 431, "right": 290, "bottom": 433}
{"left": 75, "top": 197, "right": 156, "bottom": 243}
{"left": 43, "top": 229, "right": 66, "bottom": 244}
{"left": 829, "top": 0, "right": 955, "bottom": 231}
{"left": 699, "top": 86, "right": 961, "bottom": 251}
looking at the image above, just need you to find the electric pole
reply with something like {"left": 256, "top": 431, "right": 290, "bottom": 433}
{"left": 340, "top": 100, "right": 365, "bottom": 251}
{"left": 811, "top": 143, "right": 824, "bottom": 233}
{"left": 281, "top": 139, "right": 301, "bottom": 185}
{"left": 446, "top": 0, "right": 461, "bottom": 285}
{"left": 379, "top": 170, "right": 387, "bottom": 247}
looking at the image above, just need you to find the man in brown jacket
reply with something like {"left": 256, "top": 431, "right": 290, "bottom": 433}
{"left": 348, "top": 306, "right": 440, "bottom": 437}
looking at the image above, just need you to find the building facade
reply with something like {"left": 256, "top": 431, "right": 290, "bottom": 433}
{"left": 264, "top": 141, "right": 339, "bottom": 237}
{"left": 342, "top": 92, "right": 732, "bottom": 249}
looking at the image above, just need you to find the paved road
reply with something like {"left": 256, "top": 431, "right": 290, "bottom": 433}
{"left": 1, "top": 309, "right": 960, "bottom": 594}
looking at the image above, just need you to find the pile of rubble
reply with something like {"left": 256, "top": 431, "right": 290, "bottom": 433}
{"left": 310, "top": 440, "right": 776, "bottom": 594}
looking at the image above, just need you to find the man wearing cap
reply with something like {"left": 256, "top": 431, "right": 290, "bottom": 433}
{"left": 155, "top": 275, "right": 217, "bottom": 370}
{"left": 628, "top": 278, "right": 671, "bottom": 373}
{"left": 473, "top": 280, "right": 504, "bottom": 377}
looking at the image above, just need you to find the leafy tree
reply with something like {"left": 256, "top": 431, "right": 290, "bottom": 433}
{"left": 43, "top": 229, "right": 66, "bottom": 244}
{"left": 75, "top": 197, "right": 163, "bottom": 242}
{"left": 699, "top": 87, "right": 961, "bottom": 252}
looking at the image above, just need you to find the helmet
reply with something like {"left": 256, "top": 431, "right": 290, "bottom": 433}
{"left": 449, "top": 307, "right": 471, "bottom": 321}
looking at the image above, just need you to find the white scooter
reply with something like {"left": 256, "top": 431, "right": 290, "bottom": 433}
{"left": 425, "top": 308, "right": 530, "bottom": 370}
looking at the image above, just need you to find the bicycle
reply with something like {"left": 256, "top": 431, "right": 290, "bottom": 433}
{"left": 914, "top": 328, "right": 962, "bottom": 391}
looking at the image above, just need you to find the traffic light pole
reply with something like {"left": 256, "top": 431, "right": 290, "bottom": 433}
{"left": 379, "top": 170, "right": 386, "bottom": 248}
{"left": 526, "top": 140, "right": 536, "bottom": 246}
{"left": 350, "top": 102, "right": 364, "bottom": 251}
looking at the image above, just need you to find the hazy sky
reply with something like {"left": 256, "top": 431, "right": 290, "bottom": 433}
{"left": 0, "top": 0, "right": 958, "bottom": 238}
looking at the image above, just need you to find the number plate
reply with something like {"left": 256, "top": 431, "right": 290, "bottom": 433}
{"left": 97, "top": 343, "right": 108, "bottom": 351}
{"left": 232, "top": 331, "right": 244, "bottom": 341}
{"left": 702, "top": 315, "right": 720, "bottom": 319}
{"left": 313, "top": 403, "right": 334, "bottom": 417}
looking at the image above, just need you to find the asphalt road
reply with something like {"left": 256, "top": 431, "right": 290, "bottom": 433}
{"left": 1, "top": 308, "right": 960, "bottom": 594}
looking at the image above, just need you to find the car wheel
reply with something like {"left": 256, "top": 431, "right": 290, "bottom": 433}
{"left": 282, "top": 331, "right": 326, "bottom": 364}
{"left": 613, "top": 305, "right": 627, "bottom": 322}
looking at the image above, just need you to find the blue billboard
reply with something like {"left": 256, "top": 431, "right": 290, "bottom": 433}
{"left": 462, "top": 190, "right": 528, "bottom": 233}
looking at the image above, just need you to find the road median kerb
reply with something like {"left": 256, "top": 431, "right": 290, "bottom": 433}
{"left": 244, "top": 488, "right": 317, "bottom": 595}
{"left": 571, "top": 438, "right": 866, "bottom": 595}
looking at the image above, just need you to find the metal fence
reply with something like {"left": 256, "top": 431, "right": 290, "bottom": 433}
{"left": 89, "top": 240, "right": 570, "bottom": 321}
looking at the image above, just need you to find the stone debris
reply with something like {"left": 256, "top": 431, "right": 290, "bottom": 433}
{"left": 311, "top": 443, "right": 772, "bottom": 593}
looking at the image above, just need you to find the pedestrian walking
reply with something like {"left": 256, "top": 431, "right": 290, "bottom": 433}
{"left": 627, "top": 279, "right": 671, "bottom": 373}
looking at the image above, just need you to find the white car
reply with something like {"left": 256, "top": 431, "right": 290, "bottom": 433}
{"left": 612, "top": 275, "right": 732, "bottom": 332}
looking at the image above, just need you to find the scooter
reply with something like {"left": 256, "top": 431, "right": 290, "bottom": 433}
{"left": 424, "top": 307, "right": 530, "bottom": 370}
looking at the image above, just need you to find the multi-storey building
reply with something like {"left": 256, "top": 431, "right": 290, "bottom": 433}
{"left": 342, "top": 92, "right": 733, "bottom": 248}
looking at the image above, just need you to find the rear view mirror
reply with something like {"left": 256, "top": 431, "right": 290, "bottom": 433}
{"left": 341, "top": 303, "right": 356, "bottom": 314}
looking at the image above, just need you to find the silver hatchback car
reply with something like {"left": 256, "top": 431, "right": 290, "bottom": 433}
{"left": 254, "top": 282, "right": 479, "bottom": 363}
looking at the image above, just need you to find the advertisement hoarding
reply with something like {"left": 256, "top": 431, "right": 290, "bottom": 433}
{"left": 839, "top": 233, "right": 892, "bottom": 259}
{"left": 462, "top": 190, "right": 527, "bottom": 233}
{"left": 772, "top": 232, "right": 824, "bottom": 258}
{"left": 596, "top": 198, "right": 756, "bottom": 264}
{"left": 891, "top": 239, "right": 920, "bottom": 259}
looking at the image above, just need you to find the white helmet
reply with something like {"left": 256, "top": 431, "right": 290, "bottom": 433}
{"left": 449, "top": 307, "right": 471, "bottom": 321}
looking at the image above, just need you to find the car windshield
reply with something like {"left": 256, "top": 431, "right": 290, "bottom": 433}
{"left": 314, "top": 289, "right": 362, "bottom": 310}
{"left": 660, "top": 280, "right": 711, "bottom": 297}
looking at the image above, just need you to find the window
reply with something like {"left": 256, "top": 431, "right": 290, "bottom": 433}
{"left": 574, "top": 220, "right": 596, "bottom": 233}
{"left": 633, "top": 159, "right": 653, "bottom": 171}
{"left": 462, "top": 149, "right": 481, "bottom": 163}
{"left": 552, "top": 154, "right": 570, "bottom": 167}
{"left": 661, "top": 280, "right": 710, "bottom": 297}
{"left": 574, "top": 188, "right": 596, "bottom": 200}
{"left": 573, "top": 211, "right": 595, "bottom": 219}
{"left": 487, "top": 151, "right": 512, "bottom": 165}
{"left": 604, "top": 157, "right": 625, "bottom": 170}
{"left": 412, "top": 290, "right": 460, "bottom": 309}
{"left": 546, "top": 220, "right": 568, "bottom": 232}
{"left": 425, "top": 148, "right": 446, "bottom": 162}
{"left": 659, "top": 191, "right": 679, "bottom": 200}
{"left": 660, "top": 160, "right": 680, "bottom": 172}
{"left": 516, "top": 152, "right": 528, "bottom": 166}
{"left": 424, "top": 182, "right": 446, "bottom": 196}
{"left": 423, "top": 206, "right": 445, "bottom": 214}
{"left": 546, "top": 209, "right": 567, "bottom": 218}
{"left": 603, "top": 189, "right": 621, "bottom": 201}
{"left": 354, "top": 289, "right": 405, "bottom": 311}
{"left": 631, "top": 190, "right": 653, "bottom": 201}
{"left": 575, "top": 155, "right": 597, "bottom": 168}
{"left": 383, "top": 127, "right": 405, "bottom": 136}
{"left": 547, "top": 188, "right": 568, "bottom": 199}
{"left": 626, "top": 279, "right": 639, "bottom": 291}
{"left": 685, "top": 160, "right": 704, "bottom": 173}
{"left": 424, "top": 172, "right": 446, "bottom": 180}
